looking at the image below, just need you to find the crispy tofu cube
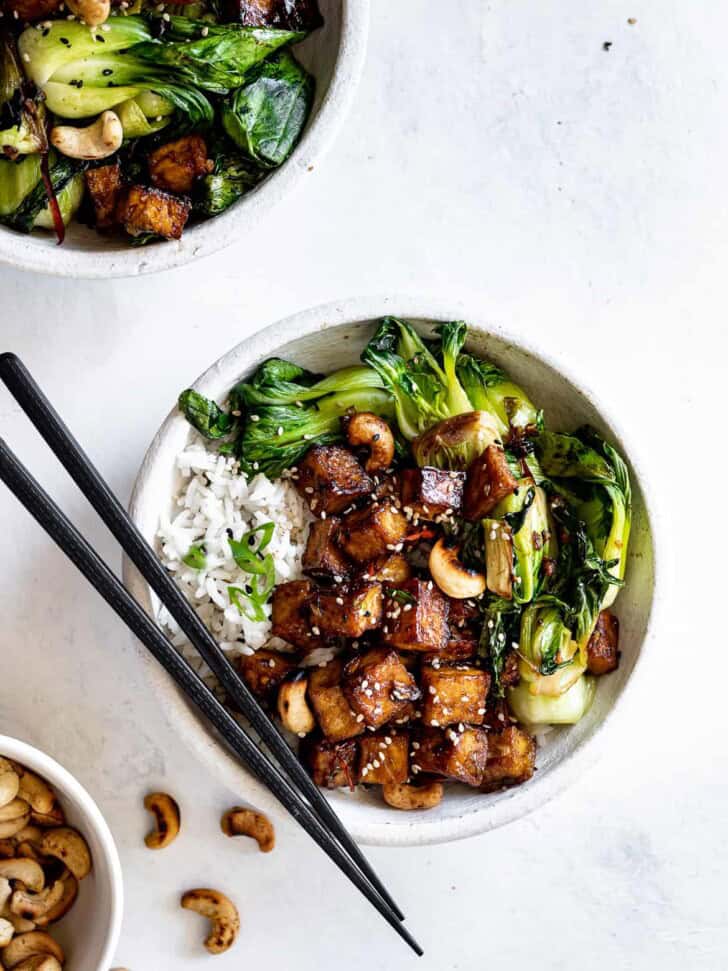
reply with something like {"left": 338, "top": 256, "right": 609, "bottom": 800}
{"left": 414, "top": 726, "right": 489, "bottom": 787}
{"left": 117, "top": 185, "right": 191, "bottom": 240}
{"left": 586, "top": 610, "right": 620, "bottom": 676}
{"left": 222, "top": 0, "right": 323, "bottom": 30}
{"left": 482, "top": 697, "right": 513, "bottom": 733}
{"left": 271, "top": 579, "right": 323, "bottom": 651}
{"left": 5, "top": 0, "right": 59, "bottom": 20}
{"left": 463, "top": 445, "right": 518, "bottom": 520}
{"left": 342, "top": 647, "right": 421, "bottom": 729}
{"left": 310, "top": 581, "right": 383, "bottom": 639}
{"left": 383, "top": 578, "right": 449, "bottom": 653}
{"left": 401, "top": 467, "right": 465, "bottom": 520}
{"left": 423, "top": 634, "right": 478, "bottom": 665}
{"left": 365, "top": 552, "right": 412, "bottom": 586}
{"left": 480, "top": 725, "right": 536, "bottom": 791}
{"left": 237, "top": 649, "right": 297, "bottom": 700}
{"left": 446, "top": 597, "right": 480, "bottom": 632}
{"left": 358, "top": 732, "right": 409, "bottom": 785}
{"left": 302, "top": 517, "right": 351, "bottom": 580}
{"left": 304, "top": 738, "right": 358, "bottom": 789}
{"left": 148, "top": 135, "right": 212, "bottom": 195}
{"left": 339, "top": 500, "right": 408, "bottom": 563}
{"left": 308, "top": 659, "right": 365, "bottom": 743}
{"left": 501, "top": 649, "right": 521, "bottom": 687}
{"left": 421, "top": 665, "right": 490, "bottom": 727}
{"left": 296, "top": 445, "right": 373, "bottom": 516}
{"left": 85, "top": 163, "right": 122, "bottom": 231}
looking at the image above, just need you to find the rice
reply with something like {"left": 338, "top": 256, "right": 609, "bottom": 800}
{"left": 157, "top": 438, "right": 336, "bottom": 686}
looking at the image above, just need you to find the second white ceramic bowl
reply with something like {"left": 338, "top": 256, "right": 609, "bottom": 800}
{"left": 0, "top": 0, "right": 369, "bottom": 278}
{"left": 0, "top": 734, "right": 123, "bottom": 971}
{"left": 124, "top": 295, "right": 659, "bottom": 846}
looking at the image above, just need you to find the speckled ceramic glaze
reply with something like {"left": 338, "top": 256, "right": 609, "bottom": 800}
{"left": 0, "top": 734, "right": 123, "bottom": 970}
{"left": 124, "top": 296, "right": 659, "bottom": 846}
{"left": 0, "top": 1, "right": 369, "bottom": 278}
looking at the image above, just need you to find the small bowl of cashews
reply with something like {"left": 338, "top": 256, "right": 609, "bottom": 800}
{"left": 0, "top": 735, "right": 123, "bottom": 971}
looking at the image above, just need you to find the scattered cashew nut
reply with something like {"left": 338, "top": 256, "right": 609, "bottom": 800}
{"left": 35, "top": 874, "right": 77, "bottom": 928}
{"left": 50, "top": 111, "right": 122, "bottom": 162}
{"left": 181, "top": 889, "right": 239, "bottom": 955}
{"left": 0, "top": 814, "right": 31, "bottom": 840}
{"left": 382, "top": 781, "right": 444, "bottom": 811}
{"left": 343, "top": 412, "right": 395, "bottom": 473}
{"left": 220, "top": 808, "right": 274, "bottom": 853}
{"left": 10, "top": 880, "right": 66, "bottom": 923}
{"left": 277, "top": 678, "right": 315, "bottom": 736}
{"left": 0, "top": 800, "right": 30, "bottom": 824}
{"left": 64, "top": 0, "right": 109, "bottom": 25}
{"left": 0, "top": 860, "right": 45, "bottom": 894}
{"left": 30, "top": 804, "right": 65, "bottom": 830}
{"left": 1, "top": 930, "right": 65, "bottom": 969}
{"left": 13, "top": 957, "right": 63, "bottom": 971}
{"left": 0, "top": 761, "right": 20, "bottom": 810}
{"left": 39, "top": 829, "right": 90, "bottom": 881}
{"left": 143, "top": 793, "right": 180, "bottom": 850}
{"left": 428, "top": 536, "right": 486, "bottom": 599}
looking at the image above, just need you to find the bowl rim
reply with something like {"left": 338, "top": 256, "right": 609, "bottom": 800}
{"left": 124, "top": 294, "right": 664, "bottom": 846}
{"left": 0, "top": 733, "right": 124, "bottom": 969}
{"left": 0, "top": 0, "right": 370, "bottom": 279}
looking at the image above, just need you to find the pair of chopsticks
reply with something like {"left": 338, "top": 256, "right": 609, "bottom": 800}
{"left": 0, "top": 353, "right": 423, "bottom": 957}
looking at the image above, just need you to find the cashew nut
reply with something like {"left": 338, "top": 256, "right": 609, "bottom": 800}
{"left": 429, "top": 537, "right": 486, "bottom": 599}
{"left": 30, "top": 804, "right": 64, "bottom": 830}
{"left": 0, "top": 878, "right": 11, "bottom": 913}
{"left": 0, "top": 861, "right": 44, "bottom": 894}
{"left": 39, "top": 829, "right": 90, "bottom": 882}
{"left": 0, "top": 801, "right": 30, "bottom": 825}
{"left": 0, "top": 840, "right": 17, "bottom": 859}
{"left": 64, "top": 0, "right": 109, "bottom": 25}
{"left": 0, "top": 814, "right": 30, "bottom": 840}
{"left": 13, "top": 769, "right": 54, "bottom": 819}
{"left": 34, "top": 874, "right": 76, "bottom": 929}
{"left": 1, "top": 931, "right": 64, "bottom": 969}
{"left": 13, "top": 958, "right": 63, "bottom": 971}
{"left": 382, "top": 781, "right": 444, "bottom": 811}
{"left": 220, "top": 808, "right": 274, "bottom": 853}
{"left": 277, "top": 679, "right": 315, "bottom": 736}
{"left": 10, "top": 880, "right": 66, "bottom": 924}
{"left": 181, "top": 889, "right": 240, "bottom": 955}
{"left": 0, "top": 761, "right": 20, "bottom": 810}
{"left": 0, "top": 917, "right": 13, "bottom": 947}
{"left": 1, "top": 909, "right": 36, "bottom": 935}
{"left": 50, "top": 111, "right": 122, "bottom": 161}
{"left": 143, "top": 793, "right": 180, "bottom": 851}
{"left": 343, "top": 412, "right": 395, "bottom": 473}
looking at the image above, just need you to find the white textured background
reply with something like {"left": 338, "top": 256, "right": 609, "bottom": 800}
{"left": 1, "top": 1, "right": 725, "bottom": 968}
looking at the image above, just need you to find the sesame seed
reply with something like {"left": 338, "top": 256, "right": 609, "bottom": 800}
{"left": 372, "top": 760, "right": 380, "bottom": 768}
{"left": 277, "top": 426, "right": 284, "bottom": 436}
{"left": 458, "top": 722, "right": 465, "bottom": 732}
{"left": 361, "top": 680, "right": 369, "bottom": 689}
{"left": 384, "top": 736, "right": 392, "bottom": 744}
{"left": 374, "top": 682, "right": 381, "bottom": 690}
{"left": 461, "top": 695, "right": 468, "bottom": 702}
{"left": 311, "top": 626, "right": 320, "bottom": 636}
{"left": 250, "top": 414, "right": 260, "bottom": 422}
{"left": 335, "top": 597, "right": 344, "bottom": 606}
{"left": 201, "top": 24, "right": 208, "bottom": 35}
{"left": 304, "top": 486, "right": 314, "bottom": 494}
{"left": 477, "top": 708, "right": 486, "bottom": 715}
{"left": 431, "top": 719, "right": 440, "bottom": 727}
{"left": 297, "top": 731, "right": 307, "bottom": 738}
{"left": 356, "top": 714, "right": 365, "bottom": 723}
{"left": 23, "top": 52, "right": 30, "bottom": 61}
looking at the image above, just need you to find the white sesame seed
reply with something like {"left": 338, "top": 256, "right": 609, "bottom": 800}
{"left": 356, "top": 714, "right": 365, "bottom": 723}
{"left": 311, "top": 626, "right": 320, "bottom": 636}
{"left": 277, "top": 426, "right": 284, "bottom": 436}
{"left": 361, "top": 680, "right": 369, "bottom": 689}
{"left": 335, "top": 597, "right": 344, "bottom": 606}
{"left": 477, "top": 708, "right": 486, "bottom": 715}
{"left": 460, "top": 695, "right": 468, "bottom": 702}
{"left": 201, "top": 25, "right": 209, "bottom": 35}
{"left": 250, "top": 414, "right": 260, "bottom": 422}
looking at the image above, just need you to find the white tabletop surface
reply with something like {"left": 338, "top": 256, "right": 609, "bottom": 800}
{"left": 1, "top": 1, "right": 726, "bottom": 968}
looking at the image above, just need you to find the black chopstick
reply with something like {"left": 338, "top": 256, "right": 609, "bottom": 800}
{"left": 0, "top": 439, "right": 423, "bottom": 958}
{"left": 0, "top": 353, "right": 404, "bottom": 924}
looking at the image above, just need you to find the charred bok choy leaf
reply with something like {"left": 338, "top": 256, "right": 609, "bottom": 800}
{"left": 1, "top": 28, "right": 46, "bottom": 159}
{"left": 194, "top": 146, "right": 263, "bottom": 217}
{"left": 361, "top": 318, "right": 472, "bottom": 442}
{"left": 0, "top": 153, "right": 85, "bottom": 232}
{"left": 178, "top": 389, "right": 237, "bottom": 439}
{"left": 457, "top": 352, "right": 540, "bottom": 437}
{"left": 490, "top": 481, "right": 557, "bottom": 604}
{"left": 221, "top": 50, "right": 314, "bottom": 168}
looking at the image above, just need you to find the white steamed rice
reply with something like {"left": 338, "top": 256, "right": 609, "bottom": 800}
{"left": 157, "top": 438, "right": 336, "bottom": 686}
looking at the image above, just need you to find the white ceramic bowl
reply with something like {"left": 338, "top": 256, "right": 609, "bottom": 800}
{"left": 0, "top": 1, "right": 368, "bottom": 279}
{"left": 0, "top": 734, "right": 123, "bottom": 970}
{"left": 125, "top": 296, "right": 659, "bottom": 846}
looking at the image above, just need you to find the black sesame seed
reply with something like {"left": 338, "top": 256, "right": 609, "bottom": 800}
{"left": 102, "top": 68, "right": 113, "bottom": 75}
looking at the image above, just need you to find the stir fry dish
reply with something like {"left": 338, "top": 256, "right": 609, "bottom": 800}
{"left": 176, "top": 318, "right": 631, "bottom": 809}
{"left": 0, "top": 0, "right": 321, "bottom": 243}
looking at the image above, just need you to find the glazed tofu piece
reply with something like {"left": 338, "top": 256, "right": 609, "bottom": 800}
{"left": 342, "top": 646, "right": 421, "bottom": 729}
{"left": 237, "top": 650, "right": 298, "bottom": 700}
{"left": 365, "top": 552, "right": 412, "bottom": 586}
{"left": 310, "top": 581, "right": 383, "bottom": 639}
{"left": 5, "top": 0, "right": 59, "bottom": 20}
{"left": 85, "top": 163, "right": 123, "bottom": 231}
{"left": 222, "top": 0, "right": 323, "bottom": 30}
{"left": 304, "top": 738, "right": 358, "bottom": 789}
{"left": 400, "top": 467, "right": 465, "bottom": 521}
{"left": 586, "top": 610, "right": 620, "bottom": 676}
{"left": 358, "top": 733, "right": 409, "bottom": 785}
{"left": 383, "top": 578, "right": 449, "bottom": 653}
{"left": 501, "top": 649, "right": 521, "bottom": 687}
{"left": 271, "top": 579, "right": 322, "bottom": 651}
{"left": 463, "top": 445, "right": 518, "bottom": 520}
{"left": 423, "top": 634, "right": 478, "bottom": 666}
{"left": 480, "top": 726, "right": 536, "bottom": 792}
{"left": 302, "top": 517, "right": 351, "bottom": 580}
{"left": 421, "top": 665, "right": 490, "bottom": 727}
{"left": 447, "top": 598, "right": 480, "bottom": 632}
{"left": 117, "top": 185, "right": 191, "bottom": 240}
{"left": 296, "top": 446, "right": 373, "bottom": 516}
{"left": 308, "top": 659, "right": 365, "bottom": 743}
{"left": 338, "top": 500, "right": 408, "bottom": 563}
{"left": 148, "top": 135, "right": 212, "bottom": 195}
{"left": 414, "top": 726, "right": 489, "bottom": 788}
{"left": 481, "top": 697, "right": 513, "bottom": 734}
